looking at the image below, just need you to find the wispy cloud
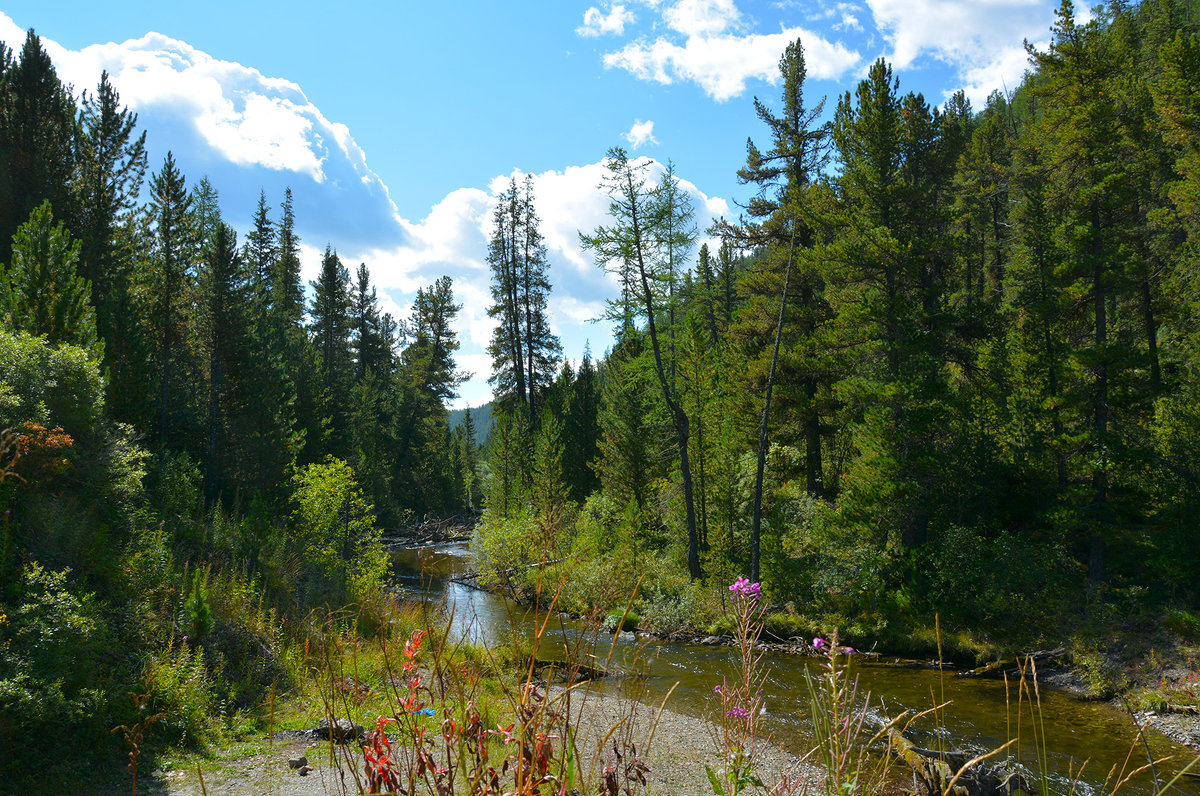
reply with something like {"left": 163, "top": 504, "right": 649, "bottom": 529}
{"left": 577, "top": 3, "right": 637, "bottom": 37}
{"left": 623, "top": 119, "right": 659, "bottom": 148}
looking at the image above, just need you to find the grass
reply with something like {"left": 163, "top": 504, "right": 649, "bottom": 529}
{"left": 99, "top": 559, "right": 1200, "bottom": 796}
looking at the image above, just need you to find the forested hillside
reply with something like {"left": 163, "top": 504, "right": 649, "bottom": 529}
{"left": 0, "top": 28, "right": 481, "bottom": 786}
{"left": 473, "top": 0, "right": 1200, "bottom": 644}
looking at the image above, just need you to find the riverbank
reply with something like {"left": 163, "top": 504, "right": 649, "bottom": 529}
{"left": 132, "top": 686, "right": 819, "bottom": 796}
{"left": 442, "top": 540, "right": 1200, "bottom": 764}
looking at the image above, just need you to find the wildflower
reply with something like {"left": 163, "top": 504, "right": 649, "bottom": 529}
{"left": 713, "top": 684, "right": 723, "bottom": 694}
{"left": 812, "top": 637, "right": 825, "bottom": 650}
{"left": 841, "top": 646, "right": 855, "bottom": 655}
{"left": 729, "top": 577, "right": 762, "bottom": 600}
{"left": 726, "top": 706, "right": 750, "bottom": 718}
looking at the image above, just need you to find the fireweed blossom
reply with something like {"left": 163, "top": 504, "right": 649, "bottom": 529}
{"left": 707, "top": 579, "right": 770, "bottom": 795}
{"left": 729, "top": 577, "right": 761, "bottom": 600}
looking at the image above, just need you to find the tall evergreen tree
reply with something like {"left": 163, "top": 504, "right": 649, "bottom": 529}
{"left": 0, "top": 31, "right": 75, "bottom": 266}
{"left": 583, "top": 148, "right": 703, "bottom": 579}
{"left": 202, "top": 223, "right": 247, "bottom": 503}
{"left": 351, "top": 261, "right": 387, "bottom": 379}
{"left": 243, "top": 190, "right": 276, "bottom": 319}
{"left": 273, "top": 187, "right": 305, "bottom": 329}
{"left": 148, "top": 152, "right": 195, "bottom": 448}
{"left": 310, "top": 245, "right": 352, "bottom": 457}
{"left": 486, "top": 176, "right": 561, "bottom": 426}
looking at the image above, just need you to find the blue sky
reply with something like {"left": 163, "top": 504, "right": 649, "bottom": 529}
{"left": 0, "top": 0, "right": 1069, "bottom": 407}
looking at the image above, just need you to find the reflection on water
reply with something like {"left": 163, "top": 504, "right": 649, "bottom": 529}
{"left": 391, "top": 543, "right": 1200, "bottom": 796}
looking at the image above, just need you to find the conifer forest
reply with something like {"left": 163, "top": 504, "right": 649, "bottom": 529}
{"left": 1, "top": 0, "right": 1199, "bottom": 789}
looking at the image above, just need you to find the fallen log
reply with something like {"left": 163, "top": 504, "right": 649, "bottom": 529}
{"left": 888, "top": 728, "right": 1033, "bottom": 796}
{"left": 958, "top": 648, "right": 1068, "bottom": 678}
{"left": 1164, "top": 703, "right": 1200, "bottom": 715}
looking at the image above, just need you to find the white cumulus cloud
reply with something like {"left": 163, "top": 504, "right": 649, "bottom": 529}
{"left": 863, "top": 0, "right": 1049, "bottom": 84}
{"left": 604, "top": 25, "right": 860, "bottom": 101}
{"left": 0, "top": 13, "right": 407, "bottom": 253}
{"left": 585, "top": 0, "right": 861, "bottom": 101}
{"left": 623, "top": 119, "right": 659, "bottom": 148}
{"left": 663, "top": 0, "right": 741, "bottom": 37}
{"left": 577, "top": 4, "right": 637, "bottom": 37}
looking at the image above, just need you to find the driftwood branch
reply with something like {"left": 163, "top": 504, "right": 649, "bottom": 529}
{"left": 888, "top": 727, "right": 1033, "bottom": 796}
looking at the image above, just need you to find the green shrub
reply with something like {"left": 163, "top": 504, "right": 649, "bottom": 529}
{"left": 0, "top": 327, "right": 103, "bottom": 440}
{"left": 292, "top": 457, "right": 389, "bottom": 606}
{"left": 471, "top": 504, "right": 541, "bottom": 590}
{"left": 146, "top": 642, "right": 216, "bottom": 745}
{"left": 763, "top": 609, "right": 809, "bottom": 641}
{"left": 183, "top": 569, "right": 214, "bottom": 642}
{"left": 0, "top": 563, "right": 114, "bottom": 782}
{"left": 603, "top": 609, "right": 640, "bottom": 632}
{"left": 1165, "top": 609, "right": 1200, "bottom": 640}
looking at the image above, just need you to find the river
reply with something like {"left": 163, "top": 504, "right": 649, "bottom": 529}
{"left": 391, "top": 542, "right": 1200, "bottom": 796}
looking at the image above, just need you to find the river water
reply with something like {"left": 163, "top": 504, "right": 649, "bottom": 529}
{"left": 391, "top": 542, "right": 1200, "bottom": 796}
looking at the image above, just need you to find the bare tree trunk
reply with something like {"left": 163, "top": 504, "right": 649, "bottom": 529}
{"left": 751, "top": 232, "right": 796, "bottom": 583}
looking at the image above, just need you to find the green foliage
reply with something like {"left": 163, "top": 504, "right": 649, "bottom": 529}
{"left": 0, "top": 564, "right": 113, "bottom": 750}
{"left": 183, "top": 569, "right": 213, "bottom": 642}
{"left": 471, "top": 504, "right": 540, "bottom": 591}
{"left": 146, "top": 642, "right": 215, "bottom": 746}
{"left": 1166, "top": 609, "right": 1200, "bottom": 640}
{"left": 0, "top": 201, "right": 98, "bottom": 349}
{"left": 0, "top": 326, "right": 103, "bottom": 438}
{"left": 292, "top": 457, "right": 389, "bottom": 606}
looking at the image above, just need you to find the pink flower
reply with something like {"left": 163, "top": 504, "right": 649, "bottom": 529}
{"left": 812, "top": 637, "right": 825, "bottom": 650}
{"left": 729, "top": 577, "right": 761, "bottom": 600}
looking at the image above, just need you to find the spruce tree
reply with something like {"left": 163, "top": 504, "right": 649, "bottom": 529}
{"left": 148, "top": 153, "right": 196, "bottom": 448}
{"left": 0, "top": 31, "right": 75, "bottom": 265}
{"left": 486, "top": 176, "right": 560, "bottom": 426}
{"left": 0, "top": 201, "right": 96, "bottom": 349}
{"left": 273, "top": 188, "right": 305, "bottom": 329}
{"left": 310, "top": 245, "right": 352, "bottom": 458}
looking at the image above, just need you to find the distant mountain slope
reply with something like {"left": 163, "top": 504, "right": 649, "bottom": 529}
{"left": 448, "top": 402, "right": 494, "bottom": 445}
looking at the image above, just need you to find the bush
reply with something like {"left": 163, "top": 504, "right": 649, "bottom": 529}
{"left": 293, "top": 458, "right": 389, "bottom": 607}
{"left": 0, "top": 563, "right": 114, "bottom": 779}
{"left": 0, "top": 328, "right": 103, "bottom": 441}
{"left": 146, "top": 643, "right": 215, "bottom": 746}
{"left": 471, "top": 504, "right": 541, "bottom": 591}
{"left": 1165, "top": 609, "right": 1200, "bottom": 640}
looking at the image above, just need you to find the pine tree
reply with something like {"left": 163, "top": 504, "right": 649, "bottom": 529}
{"left": 148, "top": 153, "right": 196, "bottom": 448}
{"left": 1027, "top": 0, "right": 1140, "bottom": 590}
{"left": 243, "top": 191, "right": 276, "bottom": 319}
{"left": 461, "top": 407, "right": 482, "bottom": 509}
{"left": 563, "top": 346, "right": 601, "bottom": 502}
{"left": 310, "top": 245, "right": 352, "bottom": 458}
{"left": 395, "top": 277, "right": 467, "bottom": 514}
{"left": 732, "top": 39, "right": 831, "bottom": 579}
{"left": 203, "top": 222, "right": 247, "bottom": 503}
{"left": 0, "top": 201, "right": 96, "bottom": 349}
{"left": 351, "top": 261, "right": 387, "bottom": 379}
{"left": 273, "top": 188, "right": 305, "bottom": 329}
{"left": 486, "top": 176, "right": 561, "bottom": 426}
{"left": 0, "top": 31, "right": 76, "bottom": 266}
{"left": 583, "top": 147, "right": 703, "bottom": 579}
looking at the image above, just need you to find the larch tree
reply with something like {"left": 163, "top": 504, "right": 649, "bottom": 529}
{"left": 582, "top": 147, "right": 703, "bottom": 580}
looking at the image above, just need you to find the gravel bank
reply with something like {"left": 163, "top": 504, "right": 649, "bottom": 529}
{"left": 140, "top": 685, "right": 821, "bottom": 795}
